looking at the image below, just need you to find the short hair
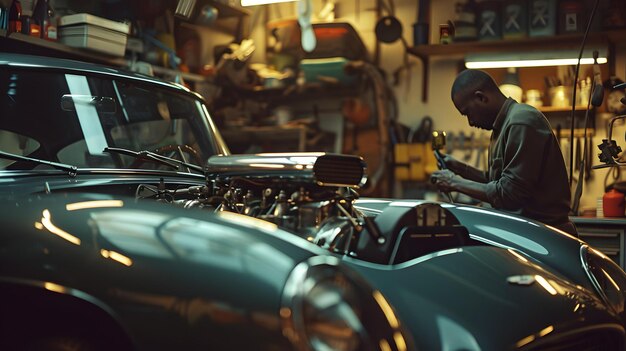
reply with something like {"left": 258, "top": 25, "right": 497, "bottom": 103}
{"left": 451, "top": 69, "right": 499, "bottom": 101}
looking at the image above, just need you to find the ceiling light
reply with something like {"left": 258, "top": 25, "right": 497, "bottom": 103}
{"left": 465, "top": 48, "right": 608, "bottom": 69}
{"left": 241, "top": 0, "right": 297, "bottom": 6}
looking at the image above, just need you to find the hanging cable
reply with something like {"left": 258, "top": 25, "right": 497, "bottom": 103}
{"left": 568, "top": 0, "right": 600, "bottom": 187}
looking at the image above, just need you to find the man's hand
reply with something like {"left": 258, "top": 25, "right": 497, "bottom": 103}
{"left": 431, "top": 169, "right": 457, "bottom": 192}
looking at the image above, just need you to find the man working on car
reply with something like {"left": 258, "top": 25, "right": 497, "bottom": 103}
{"left": 430, "top": 69, "right": 577, "bottom": 236}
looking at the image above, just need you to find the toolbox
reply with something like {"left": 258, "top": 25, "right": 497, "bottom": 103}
{"left": 58, "top": 13, "right": 130, "bottom": 57}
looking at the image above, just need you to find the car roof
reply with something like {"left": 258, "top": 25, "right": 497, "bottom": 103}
{"left": 0, "top": 53, "right": 192, "bottom": 94}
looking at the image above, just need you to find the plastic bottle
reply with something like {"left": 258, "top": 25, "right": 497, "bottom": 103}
{"left": 8, "top": 0, "right": 22, "bottom": 34}
{"left": 45, "top": 5, "right": 56, "bottom": 40}
{"left": 603, "top": 189, "right": 625, "bottom": 217}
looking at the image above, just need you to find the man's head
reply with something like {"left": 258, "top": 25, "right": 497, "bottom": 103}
{"left": 451, "top": 69, "right": 506, "bottom": 130}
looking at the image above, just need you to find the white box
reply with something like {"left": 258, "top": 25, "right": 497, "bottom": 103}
{"left": 58, "top": 13, "right": 130, "bottom": 57}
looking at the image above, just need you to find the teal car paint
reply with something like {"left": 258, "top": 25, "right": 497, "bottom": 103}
{"left": 1, "top": 53, "right": 625, "bottom": 351}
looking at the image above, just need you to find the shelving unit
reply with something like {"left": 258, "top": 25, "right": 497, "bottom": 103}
{"left": 188, "top": 0, "right": 250, "bottom": 41}
{"left": 407, "top": 29, "right": 626, "bottom": 102}
{"left": 0, "top": 29, "right": 208, "bottom": 84}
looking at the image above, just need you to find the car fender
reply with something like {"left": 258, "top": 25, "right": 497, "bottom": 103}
{"left": 0, "top": 277, "right": 135, "bottom": 349}
{"left": 342, "top": 245, "right": 624, "bottom": 351}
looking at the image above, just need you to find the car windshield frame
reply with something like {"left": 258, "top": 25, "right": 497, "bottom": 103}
{"left": 0, "top": 63, "right": 230, "bottom": 173}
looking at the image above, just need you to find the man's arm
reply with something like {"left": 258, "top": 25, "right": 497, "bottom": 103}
{"left": 442, "top": 154, "right": 488, "bottom": 183}
{"left": 483, "top": 124, "right": 547, "bottom": 210}
{"left": 431, "top": 169, "right": 490, "bottom": 203}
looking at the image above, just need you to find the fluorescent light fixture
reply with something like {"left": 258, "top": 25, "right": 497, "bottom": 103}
{"left": 465, "top": 48, "right": 608, "bottom": 69}
{"left": 241, "top": 0, "right": 297, "bottom": 6}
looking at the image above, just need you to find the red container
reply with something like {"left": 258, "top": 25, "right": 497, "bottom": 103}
{"left": 603, "top": 189, "right": 625, "bottom": 217}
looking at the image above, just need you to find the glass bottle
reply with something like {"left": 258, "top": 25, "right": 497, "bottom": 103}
{"left": 8, "top": 0, "right": 22, "bottom": 34}
{"left": 32, "top": 0, "right": 47, "bottom": 38}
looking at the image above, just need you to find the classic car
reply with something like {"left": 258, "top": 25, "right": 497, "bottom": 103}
{"left": 0, "top": 53, "right": 411, "bottom": 351}
{"left": 0, "top": 53, "right": 625, "bottom": 350}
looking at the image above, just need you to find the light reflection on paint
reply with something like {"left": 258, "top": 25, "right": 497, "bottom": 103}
{"left": 602, "top": 268, "right": 621, "bottom": 291}
{"left": 475, "top": 225, "right": 548, "bottom": 255}
{"left": 535, "top": 275, "right": 557, "bottom": 295}
{"left": 547, "top": 279, "right": 566, "bottom": 295}
{"left": 539, "top": 325, "right": 554, "bottom": 337}
{"left": 101, "top": 249, "right": 133, "bottom": 266}
{"left": 457, "top": 206, "right": 540, "bottom": 226}
{"left": 393, "top": 331, "right": 407, "bottom": 351}
{"left": 379, "top": 339, "right": 391, "bottom": 351}
{"left": 389, "top": 201, "right": 423, "bottom": 207}
{"left": 217, "top": 211, "right": 278, "bottom": 232}
{"left": 257, "top": 152, "right": 323, "bottom": 157}
{"left": 249, "top": 163, "right": 285, "bottom": 169}
{"left": 373, "top": 290, "right": 399, "bottom": 328}
{"left": 41, "top": 209, "right": 81, "bottom": 245}
{"left": 544, "top": 224, "right": 578, "bottom": 239}
{"left": 516, "top": 334, "right": 535, "bottom": 348}
{"left": 574, "top": 303, "right": 581, "bottom": 312}
{"left": 66, "top": 200, "right": 124, "bottom": 211}
{"left": 507, "top": 249, "right": 528, "bottom": 262}
{"left": 44, "top": 282, "right": 66, "bottom": 293}
{"left": 355, "top": 199, "right": 391, "bottom": 204}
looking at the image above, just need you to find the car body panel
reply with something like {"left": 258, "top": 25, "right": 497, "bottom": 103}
{"left": 2, "top": 52, "right": 626, "bottom": 350}
{"left": 344, "top": 247, "right": 620, "bottom": 350}
{"left": 0, "top": 193, "right": 319, "bottom": 350}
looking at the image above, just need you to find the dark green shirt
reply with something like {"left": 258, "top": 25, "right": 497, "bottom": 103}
{"left": 485, "top": 98, "right": 572, "bottom": 226}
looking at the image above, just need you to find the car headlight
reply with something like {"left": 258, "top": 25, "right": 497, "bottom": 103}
{"left": 581, "top": 244, "right": 626, "bottom": 315}
{"left": 281, "top": 256, "right": 412, "bottom": 351}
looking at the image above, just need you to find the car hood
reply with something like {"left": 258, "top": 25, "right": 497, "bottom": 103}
{"left": 345, "top": 245, "right": 623, "bottom": 351}
{"left": 355, "top": 199, "right": 591, "bottom": 287}
{"left": 0, "top": 193, "right": 324, "bottom": 320}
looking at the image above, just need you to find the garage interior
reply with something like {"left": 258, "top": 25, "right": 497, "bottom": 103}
{"left": 2, "top": 0, "right": 626, "bottom": 267}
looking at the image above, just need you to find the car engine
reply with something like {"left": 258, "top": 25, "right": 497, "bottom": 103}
{"left": 134, "top": 153, "right": 383, "bottom": 248}
{"left": 135, "top": 152, "right": 464, "bottom": 261}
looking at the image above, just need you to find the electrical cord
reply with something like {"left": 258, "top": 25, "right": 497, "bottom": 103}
{"left": 568, "top": 0, "right": 600, "bottom": 187}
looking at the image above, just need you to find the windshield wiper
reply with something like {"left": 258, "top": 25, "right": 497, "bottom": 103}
{"left": 104, "top": 147, "right": 204, "bottom": 173}
{"left": 0, "top": 150, "right": 78, "bottom": 177}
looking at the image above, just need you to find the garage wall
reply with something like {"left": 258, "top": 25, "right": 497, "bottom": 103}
{"left": 244, "top": 0, "right": 626, "bottom": 211}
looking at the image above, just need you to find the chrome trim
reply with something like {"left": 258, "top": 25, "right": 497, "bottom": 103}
{"left": 280, "top": 256, "right": 344, "bottom": 350}
{"left": 580, "top": 244, "right": 612, "bottom": 309}
{"left": 468, "top": 233, "right": 515, "bottom": 251}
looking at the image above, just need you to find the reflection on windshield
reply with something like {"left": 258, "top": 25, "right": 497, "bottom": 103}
{"left": 66, "top": 74, "right": 109, "bottom": 155}
{"left": 0, "top": 69, "right": 220, "bottom": 171}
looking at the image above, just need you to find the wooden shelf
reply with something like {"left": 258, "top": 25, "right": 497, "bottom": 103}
{"left": 407, "top": 30, "right": 622, "bottom": 58}
{"left": 184, "top": 1, "right": 250, "bottom": 41}
{"left": 1, "top": 29, "right": 127, "bottom": 66}
{"left": 1, "top": 29, "right": 208, "bottom": 84}
{"left": 539, "top": 105, "right": 591, "bottom": 113}
{"left": 206, "top": 0, "right": 250, "bottom": 18}
{"left": 407, "top": 29, "right": 626, "bottom": 102}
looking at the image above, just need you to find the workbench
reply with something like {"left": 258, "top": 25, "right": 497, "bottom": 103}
{"left": 572, "top": 217, "right": 626, "bottom": 270}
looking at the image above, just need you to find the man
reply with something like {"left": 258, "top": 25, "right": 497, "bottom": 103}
{"left": 430, "top": 69, "right": 577, "bottom": 236}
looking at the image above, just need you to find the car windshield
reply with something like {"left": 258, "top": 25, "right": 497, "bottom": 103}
{"left": 0, "top": 67, "right": 225, "bottom": 171}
